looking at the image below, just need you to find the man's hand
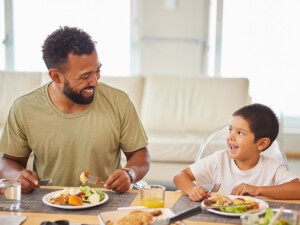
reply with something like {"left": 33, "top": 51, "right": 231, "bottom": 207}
{"left": 18, "top": 170, "right": 40, "bottom": 193}
{"left": 104, "top": 169, "right": 131, "bottom": 193}
{"left": 231, "top": 183, "right": 260, "bottom": 196}
{"left": 187, "top": 186, "right": 210, "bottom": 202}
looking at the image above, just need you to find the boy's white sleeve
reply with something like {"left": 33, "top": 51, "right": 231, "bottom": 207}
{"left": 189, "top": 153, "right": 219, "bottom": 186}
{"left": 274, "top": 164, "right": 298, "bottom": 185}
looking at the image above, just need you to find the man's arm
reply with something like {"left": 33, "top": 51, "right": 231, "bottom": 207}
{"left": 231, "top": 178, "right": 300, "bottom": 199}
{"left": 0, "top": 154, "right": 39, "bottom": 193}
{"left": 104, "top": 147, "right": 150, "bottom": 193}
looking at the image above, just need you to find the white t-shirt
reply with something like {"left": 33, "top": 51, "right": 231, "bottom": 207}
{"left": 189, "top": 149, "right": 297, "bottom": 194}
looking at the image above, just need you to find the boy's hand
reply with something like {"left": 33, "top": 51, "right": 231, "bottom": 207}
{"left": 187, "top": 186, "right": 211, "bottom": 202}
{"left": 231, "top": 183, "right": 259, "bottom": 196}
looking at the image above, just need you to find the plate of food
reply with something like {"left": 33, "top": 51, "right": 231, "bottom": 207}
{"left": 98, "top": 208, "right": 184, "bottom": 225}
{"left": 42, "top": 186, "right": 108, "bottom": 209}
{"left": 201, "top": 193, "right": 269, "bottom": 217}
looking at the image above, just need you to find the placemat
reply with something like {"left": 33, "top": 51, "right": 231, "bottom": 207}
{"left": 171, "top": 195, "right": 300, "bottom": 224}
{"left": 3, "top": 188, "right": 137, "bottom": 215}
{"left": 171, "top": 195, "right": 242, "bottom": 224}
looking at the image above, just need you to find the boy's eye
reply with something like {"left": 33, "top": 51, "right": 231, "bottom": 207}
{"left": 238, "top": 131, "right": 244, "bottom": 135}
{"left": 228, "top": 128, "right": 233, "bottom": 133}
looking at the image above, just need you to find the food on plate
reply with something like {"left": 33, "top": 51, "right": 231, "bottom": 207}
{"left": 105, "top": 210, "right": 181, "bottom": 225}
{"left": 68, "top": 195, "right": 83, "bottom": 206}
{"left": 50, "top": 193, "right": 69, "bottom": 205}
{"left": 80, "top": 171, "right": 89, "bottom": 185}
{"left": 204, "top": 193, "right": 259, "bottom": 214}
{"left": 247, "top": 208, "right": 293, "bottom": 225}
{"left": 49, "top": 186, "right": 105, "bottom": 206}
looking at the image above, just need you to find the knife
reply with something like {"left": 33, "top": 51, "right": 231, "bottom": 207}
{"left": 152, "top": 202, "right": 259, "bottom": 225}
{"left": 39, "top": 179, "right": 53, "bottom": 185}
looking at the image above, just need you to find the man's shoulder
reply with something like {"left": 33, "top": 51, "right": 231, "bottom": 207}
{"left": 97, "top": 82, "right": 129, "bottom": 99}
{"left": 14, "top": 83, "right": 47, "bottom": 107}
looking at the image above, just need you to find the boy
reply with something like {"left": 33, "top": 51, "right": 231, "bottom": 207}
{"left": 173, "top": 103, "right": 300, "bottom": 201}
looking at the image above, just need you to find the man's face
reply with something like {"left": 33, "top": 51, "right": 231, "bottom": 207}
{"left": 63, "top": 79, "right": 95, "bottom": 104}
{"left": 61, "top": 50, "right": 101, "bottom": 105}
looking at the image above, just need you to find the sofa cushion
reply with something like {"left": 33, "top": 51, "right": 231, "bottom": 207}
{"left": 141, "top": 76, "right": 249, "bottom": 133}
{"left": 146, "top": 131, "right": 211, "bottom": 163}
{"left": 100, "top": 76, "right": 144, "bottom": 115}
{"left": 0, "top": 71, "right": 43, "bottom": 126}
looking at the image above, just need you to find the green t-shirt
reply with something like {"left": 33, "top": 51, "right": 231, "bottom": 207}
{"left": 0, "top": 82, "right": 148, "bottom": 186}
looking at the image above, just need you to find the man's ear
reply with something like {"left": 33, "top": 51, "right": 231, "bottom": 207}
{"left": 257, "top": 138, "right": 271, "bottom": 151}
{"left": 49, "top": 69, "right": 63, "bottom": 84}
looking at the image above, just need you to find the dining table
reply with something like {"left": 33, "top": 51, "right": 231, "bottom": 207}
{"left": 1, "top": 186, "right": 300, "bottom": 225}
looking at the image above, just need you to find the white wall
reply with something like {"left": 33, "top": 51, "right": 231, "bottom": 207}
{"left": 131, "top": 0, "right": 210, "bottom": 76}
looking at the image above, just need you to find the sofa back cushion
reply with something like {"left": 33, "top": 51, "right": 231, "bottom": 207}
{"left": 0, "top": 71, "right": 43, "bottom": 126}
{"left": 141, "top": 75, "right": 249, "bottom": 133}
{"left": 100, "top": 76, "right": 144, "bottom": 115}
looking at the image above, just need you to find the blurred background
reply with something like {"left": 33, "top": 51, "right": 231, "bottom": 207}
{"left": 1, "top": 0, "right": 300, "bottom": 187}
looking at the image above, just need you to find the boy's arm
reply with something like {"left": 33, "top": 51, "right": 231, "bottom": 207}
{"left": 173, "top": 167, "right": 209, "bottom": 201}
{"left": 231, "top": 178, "right": 300, "bottom": 199}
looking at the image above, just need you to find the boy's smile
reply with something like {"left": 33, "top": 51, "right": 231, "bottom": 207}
{"left": 227, "top": 116, "right": 263, "bottom": 170}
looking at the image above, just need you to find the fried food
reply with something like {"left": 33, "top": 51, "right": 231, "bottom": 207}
{"left": 107, "top": 210, "right": 154, "bottom": 225}
{"left": 105, "top": 210, "right": 180, "bottom": 225}
{"left": 50, "top": 193, "right": 69, "bottom": 205}
{"left": 80, "top": 171, "right": 89, "bottom": 185}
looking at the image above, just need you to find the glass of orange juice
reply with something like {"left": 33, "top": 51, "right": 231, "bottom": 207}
{"left": 141, "top": 184, "right": 165, "bottom": 208}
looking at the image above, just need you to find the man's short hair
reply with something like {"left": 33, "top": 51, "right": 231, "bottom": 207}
{"left": 233, "top": 103, "right": 279, "bottom": 148}
{"left": 42, "top": 26, "right": 97, "bottom": 71}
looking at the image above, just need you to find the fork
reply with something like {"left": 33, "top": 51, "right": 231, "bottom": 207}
{"left": 210, "top": 183, "right": 221, "bottom": 193}
{"left": 85, "top": 175, "right": 105, "bottom": 185}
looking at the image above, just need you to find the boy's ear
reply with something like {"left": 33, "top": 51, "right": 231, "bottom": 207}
{"left": 49, "top": 69, "right": 63, "bottom": 84}
{"left": 257, "top": 138, "right": 271, "bottom": 151}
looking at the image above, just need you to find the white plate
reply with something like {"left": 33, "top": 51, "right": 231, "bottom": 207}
{"left": 42, "top": 190, "right": 109, "bottom": 209}
{"left": 98, "top": 208, "right": 185, "bottom": 225}
{"left": 201, "top": 195, "right": 269, "bottom": 217}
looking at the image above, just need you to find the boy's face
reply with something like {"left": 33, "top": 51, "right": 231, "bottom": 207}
{"left": 227, "top": 116, "right": 262, "bottom": 167}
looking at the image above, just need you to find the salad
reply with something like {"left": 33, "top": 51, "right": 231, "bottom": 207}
{"left": 50, "top": 186, "right": 105, "bottom": 206}
{"left": 79, "top": 186, "right": 105, "bottom": 204}
{"left": 258, "top": 208, "right": 292, "bottom": 225}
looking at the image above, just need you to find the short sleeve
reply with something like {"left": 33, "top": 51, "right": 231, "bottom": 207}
{"left": 119, "top": 96, "right": 148, "bottom": 152}
{"left": 189, "top": 152, "right": 219, "bottom": 186}
{"left": 0, "top": 103, "right": 32, "bottom": 157}
{"left": 274, "top": 163, "right": 298, "bottom": 185}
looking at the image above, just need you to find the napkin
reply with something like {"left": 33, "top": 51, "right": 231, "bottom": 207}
{"left": 0, "top": 214, "right": 27, "bottom": 225}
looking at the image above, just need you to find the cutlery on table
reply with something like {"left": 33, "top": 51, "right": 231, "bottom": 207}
{"left": 152, "top": 202, "right": 259, "bottom": 225}
{"left": 39, "top": 179, "right": 52, "bottom": 185}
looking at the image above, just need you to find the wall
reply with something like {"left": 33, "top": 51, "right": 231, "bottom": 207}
{"left": 131, "top": 0, "right": 210, "bottom": 76}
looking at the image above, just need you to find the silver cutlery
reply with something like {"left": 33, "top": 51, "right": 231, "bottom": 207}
{"left": 152, "top": 202, "right": 258, "bottom": 225}
{"left": 85, "top": 175, "right": 105, "bottom": 185}
{"left": 39, "top": 179, "right": 52, "bottom": 185}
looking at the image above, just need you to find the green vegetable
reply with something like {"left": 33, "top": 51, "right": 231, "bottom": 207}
{"left": 79, "top": 186, "right": 105, "bottom": 204}
{"left": 219, "top": 205, "right": 247, "bottom": 213}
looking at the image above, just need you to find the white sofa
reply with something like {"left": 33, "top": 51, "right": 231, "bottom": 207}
{"left": 0, "top": 71, "right": 249, "bottom": 187}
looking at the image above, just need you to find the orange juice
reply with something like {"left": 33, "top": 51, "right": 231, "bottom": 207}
{"left": 141, "top": 197, "right": 164, "bottom": 208}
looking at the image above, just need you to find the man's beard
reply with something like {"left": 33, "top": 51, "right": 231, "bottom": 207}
{"left": 63, "top": 80, "right": 95, "bottom": 105}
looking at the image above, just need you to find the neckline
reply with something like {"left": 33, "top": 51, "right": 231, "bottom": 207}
{"left": 44, "top": 82, "right": 97, "bottom": 118}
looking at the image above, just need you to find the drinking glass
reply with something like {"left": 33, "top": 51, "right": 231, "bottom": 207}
{"left": 141, "top": 184, "right": 165, "bottom": 208}
{"left": 0, "top": 179, "right": 21, "bottom": 210}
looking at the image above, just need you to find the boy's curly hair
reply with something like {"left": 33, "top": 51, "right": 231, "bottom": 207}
{"left": 42, "top": 26, "right": 97, "bottom": 71}
{"left": 233, "top": 103, "right": 279, "bottom": 150}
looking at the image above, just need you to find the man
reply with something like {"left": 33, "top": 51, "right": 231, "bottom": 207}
{"left": 0, "top": 26, "right": 150, "bottom": 194}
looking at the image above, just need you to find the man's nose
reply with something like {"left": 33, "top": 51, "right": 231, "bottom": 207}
{"left": 89, "top": 73, "right": 100, "bottom": 86}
